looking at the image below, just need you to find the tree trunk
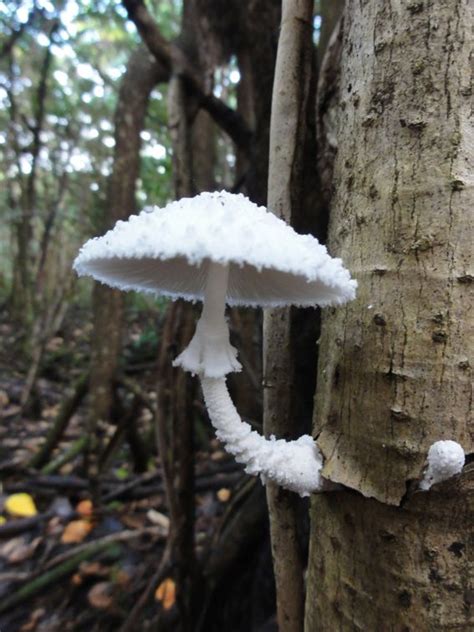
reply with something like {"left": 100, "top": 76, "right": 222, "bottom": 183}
{"left": 87, "top": 47, "right": 165, "bottom": 485}
{"left": 263, "top": 2, "right": 315, "bottom": 631}
{"left": 306, "top": 0, "right": 473, "bottom": 629}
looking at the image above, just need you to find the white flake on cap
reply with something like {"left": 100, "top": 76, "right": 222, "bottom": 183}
{"left": 73, "top": 190, "right": 357, "bottom": 308}
{"left": 419, "top": 440, "right": 465, "bottom": 491}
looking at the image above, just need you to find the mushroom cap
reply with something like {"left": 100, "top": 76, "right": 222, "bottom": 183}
{"left": 73, "top": 191, "right": 357, "bottom": 307}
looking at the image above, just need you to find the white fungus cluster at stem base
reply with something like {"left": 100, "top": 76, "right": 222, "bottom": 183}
{"left": 419, "top": 440, "right": 465, "bottom": 491}
{"left": 201, "top": 377, "right": 326, "bottom": 497}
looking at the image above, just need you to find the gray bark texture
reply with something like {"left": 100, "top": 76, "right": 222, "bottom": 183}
{"left": 314, "top": 0, "right": 473, "bottom": 505}
{"left": 306, "top": 0, "right": 473, "bottom": 629}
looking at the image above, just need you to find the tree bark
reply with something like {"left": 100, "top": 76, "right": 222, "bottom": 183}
{"left": 122, "top": 0, "right": 252, "bottom": 151}
{"left": 306, "top": 0, "right": 473, "bottom": 628}
{"left": 263, "top": 2, "right": 315, "bottom": 631}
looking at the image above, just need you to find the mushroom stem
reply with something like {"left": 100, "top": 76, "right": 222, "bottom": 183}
{"left": 201, "top": 261, "right": 229, "bottom": 331}
{"left": 172, "top": 261, "right": 241, "bottom": 377}
{"left": 201, "top": 377, "right": 326, "bottom": 497}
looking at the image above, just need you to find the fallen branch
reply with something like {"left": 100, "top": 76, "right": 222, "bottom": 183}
{"left": 5, "top": 474, "right": 89, "bottom": 493}
{"left": 101, "top": 470, "right": 161, "bottom": 503}
{"left": 0, "top": 511, "right": 54, "bottom": 539}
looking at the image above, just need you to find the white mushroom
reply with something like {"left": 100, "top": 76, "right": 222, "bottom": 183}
{"left": 74, "top": 191, "right": 357, "bottom": 496}
{"left": 419, "top": 440, "right": 465, "bottom": 491}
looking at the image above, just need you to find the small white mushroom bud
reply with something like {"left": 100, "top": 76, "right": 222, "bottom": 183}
{"left": 419, "top": 440, "right": 465, "bottom": 491}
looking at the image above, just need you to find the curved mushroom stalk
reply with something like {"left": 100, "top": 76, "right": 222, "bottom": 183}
{"left": 201, "top": 377, "right": 325, "bottom": 497}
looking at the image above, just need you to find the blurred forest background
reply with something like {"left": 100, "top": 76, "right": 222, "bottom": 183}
{"left": 0, "top": 1, "right": 335, "bottom": 630}
{"left": 1, "top": 1, "right": 471, "bottom": 631}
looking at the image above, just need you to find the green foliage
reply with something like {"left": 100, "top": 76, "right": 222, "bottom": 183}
{"left": 0, "top": 0, "right": 181, "bottom": 308}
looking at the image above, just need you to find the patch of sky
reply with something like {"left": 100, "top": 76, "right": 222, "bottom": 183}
{"left": 99, "top": 120, "right": 113, "bottom": 132}
{"left": 81, "top": 127, "right": 100, "bottom": 140}
{"left": 36, "top": 33, "right": 51, "bottom": 47}
{"left": 142, "top": 142, "right": 166, "bottom": 161}
{"left": 103, "top": 136, "right": 115, "bottom": 148}
{"left": 313, "top": 14, "right": 322, "bottom": 45}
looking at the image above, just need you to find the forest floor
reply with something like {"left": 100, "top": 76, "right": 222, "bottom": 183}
{"left": 0, "top": 309, "right": 254, "bottom": 632}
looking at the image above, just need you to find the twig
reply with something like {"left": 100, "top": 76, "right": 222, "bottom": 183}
{"left": 0, "top": 511, "right": 54, "bottom": 539}
{"left": 41, "top": 435, "right": 88, "bottom": 475}
{"left": 41, "top": 526, "right": 163, "bottom": 573}
{"left": 101, "top": 470, "right": 160, "bottom": 503}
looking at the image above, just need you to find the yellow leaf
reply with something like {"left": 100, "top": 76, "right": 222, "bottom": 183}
{"left": 217, "top": 488, "right": 231, "bottom": 502}
{"left": 0, "top": 516, "right": 6, "bottom": 525}
{"left": 155, "top": 577, "right": 176, "bottom": 610}
{"left": 76, "top": 499, "right": 94, "bottom": 518}
{"left": 61, "top": 519, "right": 93, "bottom": 544}
{"left": 5, "top": 493, "right": 37, "bottom": 518}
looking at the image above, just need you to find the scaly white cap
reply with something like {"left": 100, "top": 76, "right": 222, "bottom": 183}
{"left": 73, "top": 190, "right": 357, "bottom": 308}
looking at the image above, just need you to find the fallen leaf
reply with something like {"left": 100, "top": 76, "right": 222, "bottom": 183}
{"left": 0, "top": 516, "right": 6, "bottom": 525}
{"left": 50, "top": 497, "right": 74, "bottom": 519}
{"left": 146, "top": 509, "right": 170, "bottom": 533}
{"left": 5, "top": 493, "right": 37, "bottom": 518}
{"left": 0, "top": 404, "right": 21, "bottom": 418}
{"left": 46, "top": 336, "right": 64, "bottom": 352}
{"left": 42, "top": 405, "right": 60, "bottom": 419}
{"left": 19, "top": 607, "right": 45, "bottom": 632}
{"left": 8, "top": 536, "right": 42, "bottom": 564}
{"left": 76, "top": 499, "right": 94, "bottom": 518}
{"left": 78, "top": 561, "right": 109, "bottom": 577}
{"left": 0, "top": 390, "right": 9, "bottom": 409}
{"left": 217, "top": 488, "right": 231, "bottom": 502}
{"left": 87, "top": 581, "right": 114, "bottom": 610}
{"left": 46, "top": 516, "right": 63, "bottom": 537}
{"left": 114, "top": 569, "right": 131, "bottom": 587}
{"left": 61, "top": 519, "right": 93, "bottom": 544}
{"left": 0, "top": 536, "right": 25, "bottom": 558}
{"left": 120, "top": 513, "right": 146, "bottom": 530}
{"left": 210, "top": 450, "right": 226, "bottom": 462}
{"left": 71, "top": 573, "right": 83, "bottom": 586}
{"left": 155, "top": 577, "right": 176, "bottom": 611}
